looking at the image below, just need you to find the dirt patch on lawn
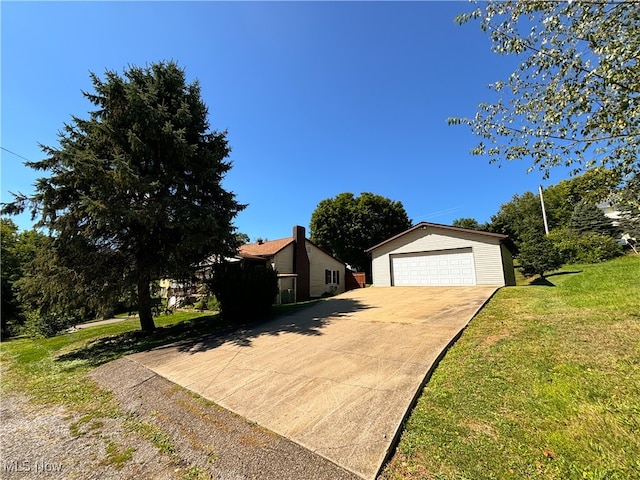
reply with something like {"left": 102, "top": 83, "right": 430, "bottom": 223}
{"left": 1, "top": 391, "right": 176, "bottom": 479}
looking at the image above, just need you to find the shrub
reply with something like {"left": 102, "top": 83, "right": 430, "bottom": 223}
{"left": 547, "top": 228, "right": 581, "bottom": 263}
{"left": 206, "top": 296, "right": 220, "bottom": 311}
{"left": 549, "top": 227, "right": 623, "bottom": 263}
{"left": 575, "top": 232, "right": 623, "bottom": 263}
{"left": 193, "top": 299, "right": 207, "bottom": 311}
{"left": 192, "top": 296, "right": 219, "bottom": 311}
{"left": 207, "top": 263, "right": 278, "bottom": 323}
{"left": 21, "top": 310, "right": 80, "bottom": 338}
{"left": 518, "top": 232, "right": 564, "bottom": 278}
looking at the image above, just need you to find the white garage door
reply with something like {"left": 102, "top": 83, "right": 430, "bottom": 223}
{"left": 392, "top": 250, "right": 476, "bottom": 286}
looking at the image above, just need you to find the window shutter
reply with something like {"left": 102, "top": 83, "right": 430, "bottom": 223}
{"left": 325, "top": 269, "right": 330, "bottom": 284}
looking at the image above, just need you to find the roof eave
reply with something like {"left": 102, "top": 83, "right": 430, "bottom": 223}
{"left": 365, "top": 221, "right": 514, "bottom": 253}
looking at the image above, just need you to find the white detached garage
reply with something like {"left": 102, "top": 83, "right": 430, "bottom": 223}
{"left": 366, "top": 222, "right": 516, "bottom": 287}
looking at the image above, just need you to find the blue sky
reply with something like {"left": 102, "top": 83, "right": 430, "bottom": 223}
{"left": 1, "top": 1, "right": 570, "bottom": 242}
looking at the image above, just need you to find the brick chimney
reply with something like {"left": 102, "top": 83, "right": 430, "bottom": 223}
{"left": 293, "top": 225, "right": 310, "bottom": 300}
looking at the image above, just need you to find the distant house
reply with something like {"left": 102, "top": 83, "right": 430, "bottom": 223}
{"left": 238, "top": 226, "right": 346, "bottom": 303}
{"left": 597, "top": 201, "right": 636, "bottom": 247}
{"left": 597, "top": 201, "right": 622, "bottom": 223}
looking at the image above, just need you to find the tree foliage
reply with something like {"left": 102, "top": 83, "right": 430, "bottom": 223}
{"left": 568, "top": 201, "right": 620, "bottom": 237}
{"left": 489, "top": 191, "right": 546, "bottom": 244}
{"left": 0, "top": 219, "right": 44, "bottom": 337}
{"left": 541, "top": 167, "right": 622, "bottom": 227}
{"left": 616, "top": 173, "right": 640, "bottom": 247}
{"left": 450, "top": 1, "right": 640, "bottom": 179}
{"left": 518, "top": 232, "right": 564, "bottom": 278}
{"left": 2, "top": 62, "right": 243, "bottom": 332}
{"left": 548, "top": 227, "right": 623, "bottom": 264}
{"left": 489, "top": 168, "right": 623, "bottom": 245}
{"left": 1, "top": 219, "right": 23, "bottom": 336}
{"left": 451, "top": 217, "right": 486, "bottom": 231}
{"left": 309, "top": 192, "right": 411, "bottom": 277}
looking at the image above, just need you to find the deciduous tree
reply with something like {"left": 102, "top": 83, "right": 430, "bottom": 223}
{"left": 0, "top": 219, "right": 44, "bottom": 337}
{"left": 452, "top": 217, "right": 485, "bottom": 231}
{"left": 310, "top": 192, "right": 411, "bottom": 279}
{"left": 489, "top": 191, "right": 546, "bottom": 244}
{"left": 3, "top": 62, "right": 243, "bottom": 332}
{"left": 450, "top": 1, "right": 640, "bottom": 179}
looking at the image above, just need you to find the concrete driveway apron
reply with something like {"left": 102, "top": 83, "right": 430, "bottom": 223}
{"left": 129, "top": 286, "right": 497, "bottom": 479}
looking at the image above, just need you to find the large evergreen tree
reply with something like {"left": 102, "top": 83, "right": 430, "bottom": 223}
{"left": 3, "top": 62, "right": 243, "bottom": 332}
{"left": 568, "top": 202, "right": 620, "bottom": 237}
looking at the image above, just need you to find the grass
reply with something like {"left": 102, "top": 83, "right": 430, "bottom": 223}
{"left": 100, "top": 441, "right": 136, "bottom": 468}
{"left": 0, "top": 299, "right": 326, "bottom": 474}
{"left": 3, "top": 263, "right": 639, "bottom": 479}
{"left": 381, "top": 255, "right": 640, "bottom": 480}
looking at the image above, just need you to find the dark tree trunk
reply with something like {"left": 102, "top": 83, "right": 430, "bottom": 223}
{"left": 137, "top": 274, "right": 155, "bottom": 333}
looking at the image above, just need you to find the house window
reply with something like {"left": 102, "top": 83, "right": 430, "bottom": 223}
{"left": 325, "top": 269, "right": 340, "bottom": 285}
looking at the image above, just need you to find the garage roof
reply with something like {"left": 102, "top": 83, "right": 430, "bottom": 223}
{"left": 365, "top": 222, "right": 517, "bottom": 253}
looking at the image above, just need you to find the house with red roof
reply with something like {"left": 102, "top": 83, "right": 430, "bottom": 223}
{"left": 238, "top": 225, "right": 345, "bottom": 303}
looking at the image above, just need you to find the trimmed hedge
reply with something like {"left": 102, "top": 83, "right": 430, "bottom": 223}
{"left": 207, "top": 263, "right": 278, "bottom": 323}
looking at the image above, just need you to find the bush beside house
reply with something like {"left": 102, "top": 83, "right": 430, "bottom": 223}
{"left": 207, "top": 263, "right": 278, "bottom": 323}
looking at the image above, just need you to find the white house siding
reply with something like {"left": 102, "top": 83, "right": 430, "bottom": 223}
{"left": 371, "top": 227, "right": 510, "bottom": 286}
{"left": 307, "top": 241, "right": 345, "bottom": 297}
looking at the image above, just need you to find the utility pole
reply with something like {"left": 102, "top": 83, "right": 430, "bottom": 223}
{"left": 539, "top": 185, "right": 550, "bottom": 235}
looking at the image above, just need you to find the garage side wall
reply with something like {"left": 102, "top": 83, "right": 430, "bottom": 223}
{"left": 371, "top": 228, "right": 508, "bottom": 286}
{"left": 501, "top": 243, "right": 516, "bottom": 286}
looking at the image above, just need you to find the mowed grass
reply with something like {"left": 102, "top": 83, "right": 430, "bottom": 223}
{"left": 2, "top": 261, "right": 639, "bottom": 479}
{"left": 381, "top": 255, "right": 640, "bottom": 480}
{"left": 0, "top": 312, "right": 217, "bottom": 423}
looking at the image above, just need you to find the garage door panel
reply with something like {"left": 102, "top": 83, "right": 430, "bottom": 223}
{"left": 392, "top": 250, "right": 476, "bottom": 286}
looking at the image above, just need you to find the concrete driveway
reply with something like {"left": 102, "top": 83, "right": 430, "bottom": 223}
{"left": 129, "top": 286, "right": 497, "bottom": 479}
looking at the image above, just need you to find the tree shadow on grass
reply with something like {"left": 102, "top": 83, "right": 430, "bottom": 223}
{"left": 528, "top": 270, "right": 583, "bottom": 287}
{"left": 547, "top": 270, "right": 583, "bottom": 277}
{"left": 56, "top": 313, "right": 229, "bottom": 368}
{"left": 57, "top": 297, "right": 371, "bottom": 366}
{"left": 529, "top": 277, "right": 556, "bottom": 286}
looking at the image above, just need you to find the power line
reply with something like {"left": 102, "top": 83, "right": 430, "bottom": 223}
{"left": 1, "top": 147, "right": 32, "bottom": 162}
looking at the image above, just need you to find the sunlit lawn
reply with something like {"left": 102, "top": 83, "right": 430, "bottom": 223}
{"left": 2, "top": 258, "right": 639, "bottom": 480}
{"left": 381, "top": 255, "right": 640, "bottom": 480}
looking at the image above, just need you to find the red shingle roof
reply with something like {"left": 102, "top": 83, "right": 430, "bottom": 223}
{"left": 238, "top": 237, "right": 294, "bottom": 258}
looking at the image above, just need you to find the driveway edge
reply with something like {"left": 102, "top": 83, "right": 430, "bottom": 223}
{"left": 374, "top": 286, "right": 501, "bottom": 478}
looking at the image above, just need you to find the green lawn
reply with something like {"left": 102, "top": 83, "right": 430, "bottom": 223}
{"left": 0, "top": 302, "right": 321, "bottom": 415}
{"left": 381, "top": 255, "right": 640, "bottom": 480}
{"left": 2, "top": 257, "right": 639, "bottom": 479}
{"left": 0, "top": 312, "right": 219, "bottom": 426}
